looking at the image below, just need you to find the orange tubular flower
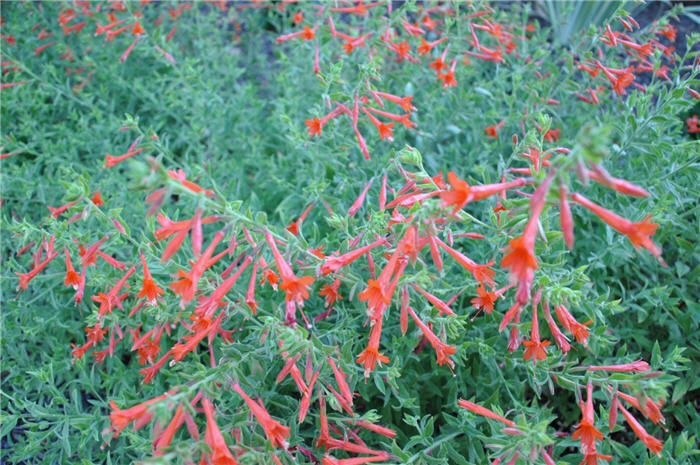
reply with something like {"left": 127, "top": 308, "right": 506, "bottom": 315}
{"left": 265, "top": 231, "right": 314, "bottom": 307}
{"left": 321, "top": 455, "right": 390, "bottom": 465}
{"left": 104, "top": 147, "right": 143, "bottom": 168}
{"left": 63, "top": 248, "right": 81, "bottom": 289}
{"left": 48, "top": 198, "right": 82, "bottom": 219}
{"left": 440, "top": 171, "right": 526, "bottom": 213}
{"left": 153, "top": 405, "right": 185, "bottom": 456}
{"left": 170, "top": 231, "right": 224, "bottom": 306}
{"left": 361, "top": 107, "right": 395, "bottom": 140}
{"left": 586, "top": 360, "right": 649, "bottom": 373}
{"left": 407, "top": 307, "right": 456, "bottom": 369}
{"left": 306, "top": 107, "right": 343, "bottom": 137}
{"left": 587, "top": 165, "right": 650, "bottom": 197}
{"left": 276, "top": 351, "right": 306, "bottom": 394}
{"left": 356, "top": 318, "right": 389, "bottom": 377}
{"left": 411, "top": 284, "right": 456, "bottom": 316}
{"left": 167, "top": 169, "right": 214, "bottom": 197}
{"left": 131, "top": 21, "right": 145, "bottom": 35}
{"left": 484, "top": 121, "right": 504, "bottom": 138}
{"left": 286, "top": 202, "right": 314, "bottom": 236}
{"left": 572, "top": 382, "right": 603, "bottom": 456}
{"left": 316, "top": 394, "right": 331, "bottom": 450}
{"left": 276, "top": 24, "right": 317, "bottom": 43}
{"left": 108, "top": 392, "right": 170, "bottom": 438}
{"left": 328, "top": 357, "right": 353, "bottom": 406}
{"left": 370, "top": 90, "right": 416, "bottom": 112}
{"left": 438, "top": 61, "right": 457, "bottom": 88}
{"left": 615, "top": 390, "right": 666, "bottom": 426}
{"left": 618, "top": 403, "right": 664, "bottom": 456}
{"left": 195, "top": 256, "right": 251, "bottom": 319}
{"left": 351, "top": 419, "right": 396, "bottom": 439}
{"left": 457, "top": 399, "right": 515, "bottom": 427}
{"left": 92, "top": 266, "right": 135, "bottom": 317}
{"left": 244, "top": 260, "right": 259, "bottom": 314}
{"left": 580, "top": 451, "right": 613, "bottom": 465}
{"left": 319, "top": 278, "right": 343, "bottom": 307}
{"left": 559, "top": 183, "right": 575, "bottom": 249}
{"left": 90, "top": 191, "right": 104, "bottom": 207}
{"left": 430, "top": 56, "right": 447, "bottom": 73}
{"left": 330, "top": 3, "right": 370, "bottom": 15}
{"left": 471, "top": 283, "right": 512, "bottom": 315}
{"left": 571, "top": 193, "right": 664, "bottom": 265}
{"left": 155, "top": 212, "right": 218, "bottom": 240}
{"left": 364, "top": 106, "right": 415, "bottom": 129}
{"left": 170, "top": 318, "right": 217, "bottom": 363}
{"left": 417, "top": 37, "right": 448, "bottom": 55}
{"left": 201, "top": 398, "right": 239, "bottom": 465}
{"left": 522, "top": 296, "right": 551, "bottom": 362}
{"left": 542, "top": 300, "right": 570, "bottom": 353}
{"left": 435, "top": 237, "right": 495, "bottom": 287}
{"left": 299, "top": 370, "right": 319, "bottom": 423}
{"left": 279, "top": 270, "right": 314, "bottom": 308}
{"left": 553, "top": 304, "right": 590, "bottom": 346}
{"left": 348, "top": 179, "right": 373, "bottom": 217}
{"left": 137, "top": 252, "right": 164, "bottom": 305}
{"left": 326, "top": 382, "right": 354, "bottom": 416}
{"left": 501, "top": 173, "right": 554, "bottom": 303}
{"left": 232, "top": 383, "right": 290, "bottom": 448}
{"left": 358, "top": 242, "right": 403, "bottom": 319}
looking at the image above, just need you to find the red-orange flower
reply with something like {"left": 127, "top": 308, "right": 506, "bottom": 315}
{"left": 432, "top": 238, "right": 494, "bottom": 288}
{"left": 104, "top": 147, "right": 143, "bottom": 168}
{"left": 279, "top": 274, "right": 315, "bottom": 305}
{"left": 286, "top": 202, "right": 314, "bottom": 236}
{"left": 131, "top": 21, "right": 145, "bottom": 35}
{"left": 265, "top": 231, "right": 314, "bottom": 307}
{"left": 571, "top": 193, "right": 664, "bottom": 265}
{"left": 440, "top": 171, "right": 525, "bottom": 213}
{"left": 232, "top": 383, "right": 290, "bottom": 448}
{"left": 90, "top": 191, "right": 104, "bottom": 206}
{"left": 305, "top": 107, "right": 343, "bottom": 137}
{"left": 137, "top": 252, "right": 164, "bottom": 305}
{"left": 153, "top": 405, "right": 185, "bottom": 456}
{"left": 319, "top": 279, "right": 343, "bottom": 307}
{"left": 500, "top": 235, "right": 537, "bottom": 296}
{"left": 616, "top": 390, "right": 665, "bottom": 426}
{"left": 522, "top": 297, "right": 551, "bottom": 362}
{"left": 92, "top": 266, "right": 135, "bottom": 317}
{"left": 429, "top": 56, "right": 446, "bottom": 73}
{"left": 107, "top": 392, "right": 170, "bottom": 438}
{"left": 358, "top": 243, "right": 404, "bottom": 319}
{"left": 361, "top": 107, "right": 394, "bottom": 140}
{"left": 356, "top": 319, "right": 389, "bottom": 377}
{"left": 411, "top": 284, "right": 456, "bottom": 316}
{"left": 63, "top": 248, "right": 81, "bottom": 289}
{"left": 619, "top": 403, "right": 663, "bottom": 455}
{"left": 407, "top": 307, "right": 456, "bottom": 369}
{"left": 457, "top": 399, "right": 515, "bottom": 427}
{"left": 305, "top": 117, "right": 322, "bottom": 136}
{"left": 202, "top": 398, "right": 239, "bottom": 465}
{"left": 167, "top": 169, "right": 214, "bottom": 197}
{"left": 542, "top": 300, "right": 570, "bottom": 353}
{"left": 501, "top": 173, "right": 554, "bottom": 303}
{"left": 572, "top": 383, "right": 603, "bottom": 456}
{"left": 553, "top": 304, "right": 590, "bottom": 346}
{"left": 587, "top": 360, "right": 649, "bottom": 373}
{"left": 328, "top": 357, "right": 353, "bottom": 407}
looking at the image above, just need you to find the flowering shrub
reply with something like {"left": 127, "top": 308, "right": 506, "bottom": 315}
{"left": 2, "top": 1, "right": 699, "bottom": 464}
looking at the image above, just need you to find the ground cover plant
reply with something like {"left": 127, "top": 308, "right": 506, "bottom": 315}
{"left": 1, "top": 1, "right": 699, "bottom": 464}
